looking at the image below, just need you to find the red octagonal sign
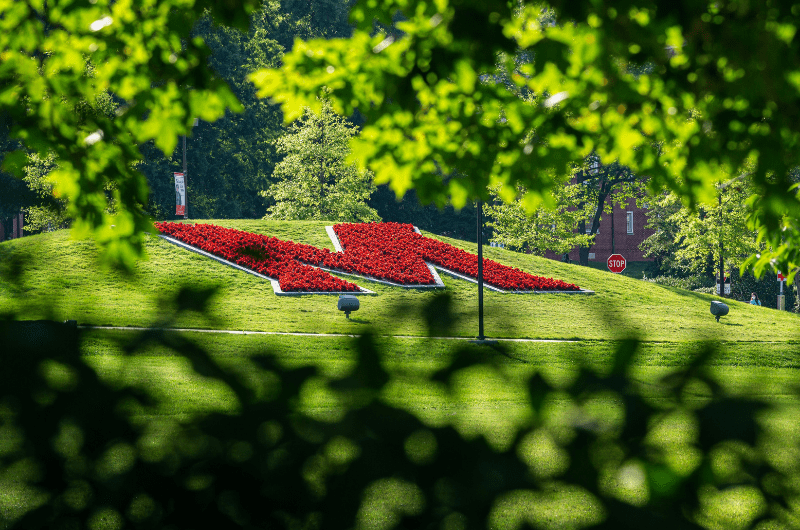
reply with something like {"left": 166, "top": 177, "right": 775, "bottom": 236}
{"left": 607, "top": 254, "right": 626, "bottom": 274}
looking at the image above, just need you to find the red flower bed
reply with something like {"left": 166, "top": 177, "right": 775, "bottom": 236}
{"left": 155, "top": 221, "right": 581, "bottom": 292}
{"left": 333, "top": 223, "right": 581, "bottom": 291}
{"left": 328, "top": 223, "right": 435, "bottom": 285}
{"left": 155, "top": 222, "right": 360, "bottom": 292}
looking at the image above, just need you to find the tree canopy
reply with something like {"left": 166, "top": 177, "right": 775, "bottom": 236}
{"left": 252, "top": 0, "right": 800, "bottom": 279}
{"left": 4, "top": 0, "right": 800, "bottom": 278}
{"left": 0, "top": 0, "right": 262, "bottom": 265}
{"left": 484, "top": 182, "right": 593, "bottom": 256}
{"left": 641, "top": 183, "right": 761, "bottom": 276}
{"left": 136, "top": 1, "right": 357, "bottom": 222}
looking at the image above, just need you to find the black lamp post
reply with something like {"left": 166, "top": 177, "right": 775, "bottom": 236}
{"left": 718, "top": 192, "right": 724, "bottom": 298}
{"left": 477, "top": 198, "right": 485, "bottom": 340}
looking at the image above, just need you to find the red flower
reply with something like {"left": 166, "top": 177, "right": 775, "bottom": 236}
{"left": 155, "top": 221, "right": 581, "bottom": 293}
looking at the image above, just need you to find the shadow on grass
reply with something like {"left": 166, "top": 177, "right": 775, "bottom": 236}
{"left": 1, "top": 278, "right": 798, "bottom": 530}
{"left": 345, "top": 317, "right": 371, "bottom": 324}
{"left": 647, "top": 281, "right": 749, "bottom": 306}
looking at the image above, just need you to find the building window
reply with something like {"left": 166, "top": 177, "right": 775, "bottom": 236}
{"left": 626, "top": 211, "right": 634, "bottom": 234}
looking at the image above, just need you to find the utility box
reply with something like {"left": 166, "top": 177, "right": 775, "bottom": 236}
{"left": 338, "top": 295, "right": 359, "bottom": 319}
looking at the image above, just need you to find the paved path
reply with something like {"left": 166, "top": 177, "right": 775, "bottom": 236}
{"left": 76, "top": 326, "right": 786, "bottom": 345}
{"left": 78, "top": 325, "right": 579, "bottom": 343}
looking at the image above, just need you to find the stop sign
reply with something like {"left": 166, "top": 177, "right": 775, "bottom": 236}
{"left": 607, "top": 254, "right": 626, "bottom": 274}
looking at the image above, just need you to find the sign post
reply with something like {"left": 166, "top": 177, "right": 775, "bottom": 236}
{"left": 716, "top": 272, "right": 731, "bottom": 296}
{"left": 607, "top": 254, "right": 626, "bottom": 274}
{"left": 778, "top": 272, "right": 786, "bottom": 310}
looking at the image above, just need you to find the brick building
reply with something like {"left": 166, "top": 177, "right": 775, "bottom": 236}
{"left": 0, "top": 212, "right": 24, "bottom": 242}
{"left": 545, "top": 195, "right": 654, "bottom": 264}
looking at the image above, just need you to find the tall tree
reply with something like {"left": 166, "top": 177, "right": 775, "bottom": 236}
{"left": 638, "top": 191, "right": 684, "bottom": 275}
{"left": 261, "top": 101, "right": 379, "bottom": 222}
{"left": 136, "top": 0, "right": 357, "bottom": 222}
{"left": 1, "top": 76, "right": 118, "bottom": 233}
{"left": 641, "top": 180, "right": 761, "bottom": 277}
{"left": 137, "top": 7, "right": 287, "bottom": 220}
{"left": 484, "top": 182, "right": 593, "bottom": 256}
{"left": 0, "top": 114, "right": 37, "bottom": 222}
{"left": 575, "top": 154, "right": 648, "bottom": 265}
{"left": 19, "top": 153, "right": 68, "bottom": 232}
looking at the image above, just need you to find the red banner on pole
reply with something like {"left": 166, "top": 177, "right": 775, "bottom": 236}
{"left": 174, "top": 172, "right": 186, "bottom": 216}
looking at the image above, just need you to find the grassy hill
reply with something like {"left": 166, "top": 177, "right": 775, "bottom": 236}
{"left": 1, "top": 219, "right": 797, "bottom": 344}
{"left": 3, "top": 221, "right": 800, "bottom": 529}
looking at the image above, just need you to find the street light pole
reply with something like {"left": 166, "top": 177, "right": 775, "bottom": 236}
{"left": 718, "top": 192, "right": 724, "bottom": 298}
{"left": 182, "top": 134, "right": 188, "bottom": 219}
{"left": 477, "top": 198, "right": 485, "bottom": 340}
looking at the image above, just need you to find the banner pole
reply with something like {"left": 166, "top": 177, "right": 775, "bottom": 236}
{"left": 183, "top": 134, "right": 188, "bottom": 219}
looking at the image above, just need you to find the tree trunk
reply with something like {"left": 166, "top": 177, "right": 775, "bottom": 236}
{"left": 610, "top": 199, "right": 615, "bottom": 254}
{"left": 579, "top": 247, "right": 590, "bottom": 265}
{"left": 579, "top": 187, "right": 608, "bottom": 266}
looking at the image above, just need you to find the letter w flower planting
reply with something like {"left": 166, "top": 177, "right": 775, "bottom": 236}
{"left": 156, "top": 222, "right": 584, "bottom": 294}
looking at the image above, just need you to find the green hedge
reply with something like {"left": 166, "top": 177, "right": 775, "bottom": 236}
{"left": 642, "top": 273, "right": 714, "bottom": 291}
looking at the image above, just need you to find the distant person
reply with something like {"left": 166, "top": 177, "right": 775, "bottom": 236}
{"left": 750, "top": 293, "right": 761, "bottom": 306}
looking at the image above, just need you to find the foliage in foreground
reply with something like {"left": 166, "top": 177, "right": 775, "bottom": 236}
{"left": 0, "top": 0, "right": 273, "bottom": 265}
{"left": 253, "top": 0, "right": 800, "bottom": 279}
{"left": 1, "top": 289, "right": 799, "bottom": 529}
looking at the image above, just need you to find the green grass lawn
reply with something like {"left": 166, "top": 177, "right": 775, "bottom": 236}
{"left": 70, "top": 328, "right": 800, "bottom": 530}
{"left": 3, "top": 215, "right": 800, "bottom": 530}
{"left": 80, "top": 329, "right": 800, "bottom": 418}
{"left": 1, "top": 220, "right": 798, "bottom": 343}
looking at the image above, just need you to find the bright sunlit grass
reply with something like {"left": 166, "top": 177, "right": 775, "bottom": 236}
{"left": 1, "top": 220, "right": 798, "bottom": 342}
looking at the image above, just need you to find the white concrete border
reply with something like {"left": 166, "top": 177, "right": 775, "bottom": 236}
{"left": 325, "top": 225, "right": 343, "bottom": 252}
{"left": 159, "top": 235, "right": 375, "bottom": 296}
{"left": 432, "top": 264, "right": 594, "bottom": 295}
{"left": 79, "top": 324, "right": 586, "bottom": 342}
{"left": 324, "top": 226, "right": 445, "bottom": 289}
